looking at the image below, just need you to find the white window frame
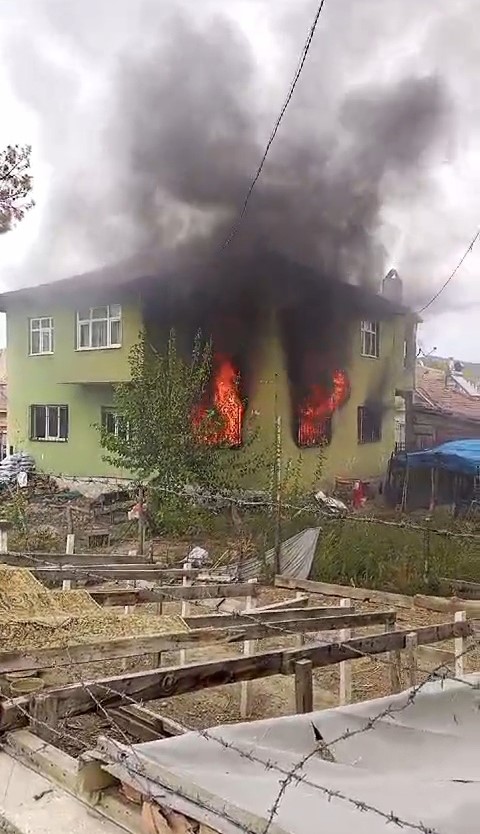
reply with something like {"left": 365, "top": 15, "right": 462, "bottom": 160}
{"left": 360, "top": 320, "right": 380, "bottom": 358}
{"left": 76, "top": 305, "right": 122, "bottom": 351}
{"left": 30, "top": 404, "right": 69, "bottom": 442}
{"left": 102, "top": 408, "right": 130, "bottom": 440}
{"left": 29, "top": 317, "right": 54, "bottom": 356}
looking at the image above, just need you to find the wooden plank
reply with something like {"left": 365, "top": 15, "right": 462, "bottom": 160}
{"left": 439, "top": 578, "right": 480, "bottom": 600}
{"left": 20, "top": 620, "right": 474, "bottom": 728}
{"left": 416, "top": 645, "right": 455, "bottom": 666}
{"left": 405, "top": 631, "right": 418, "bottom": 687}
{"left": 294, "top": 659, "right": 313, "bottom": 714}
{"left": 0, "top": 551, "right": 149, "bottom": 566}
{"left": 108, "top": 704, "right": 186, "bottom": 741}
{"left": 0, "top": 611, "right": 394, "bottom": 674}
{"left": 184, "top": 604, "right": 353, "bottom": 630}
{"left": 414, "top": 595, "right": 480, "bottom": 616}
{"left": 275, "top": 575, "right": 414, "bottom": 609}
{"left": 250, "top": 595, "right": 309, "bottom": 613}
{"left": 90, "top": 583, "right": 257, "bottom": 604}
{"left": 30, "top": 567, "right": 233, "bottom": 581}
{"left": 280, "top": 620, "right": 474, "bottom": 674}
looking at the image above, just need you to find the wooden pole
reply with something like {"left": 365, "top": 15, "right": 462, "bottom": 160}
{"left": 294, "top": 659, "right": 313, "bottom": 714}
{"left": 405, "top": 631, "right": 418, "bottom": 687}
{"left": 429, "top": 466, "right": 438, "bottom": 513}
{"left": 179, "top": 562, "right": 192, "bottom": 665}
{"left": 296, "top": 591, "right": 306, "bottom": 647}
{"left": 63, "top": 507, "right": 75, "bottom": 591}
{"left": 400, "top": 461, "right": 410, "bottom": 513}
{"left": 454, "top": 610, "right": 466, "bottom": 677}
{"left": 385, "top": 613, "right": 402, "bottom": 694}
{"left": 273, "top": 413, "right": 282, "bottom": 575}
{"left": 137, "top": 485, "right": 146, "bottom": 557}
{"left": 0, "top": 521, "right": 10, "bottom": 555}
{"left": 240, "top": 579, "right": 257, "bottom": 719}
{"left": 339, "top": 598, "right": 352, "bottom": 705}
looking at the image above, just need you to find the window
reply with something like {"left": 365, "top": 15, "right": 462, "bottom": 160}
{"left": 360, "top": 320, "right": 380, "bottom": 358}
{"left": 101, "top": 408, "right": 129, "bottom": 441}
{"left": 76, "top": 305, "right": 122, "bottom": 350}
{"left": 29, "top": 317, "right": 54, "bottom": 355}
{"left": 30, "top": 405, "right": 69, "bottom": 441}
{"left": 357, "top": 406, "right": 382, "bottom": 444}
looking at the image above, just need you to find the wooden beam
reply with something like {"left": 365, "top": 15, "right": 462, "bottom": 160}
{"left": 0, "top": 610, "right": 393, "bottom": 674}
{"left": 275, "top": 575, "right": 414, "bottom": 609}
{"left": 184, "top": 604, "right": 353, "bottom": 629}
{"left": 108, "top": 704, "right": 186, "bottom": 741}
{"left": 414, "top": 595, "right": 480, "bottom": 616}
{"left": 29, "top": 566, "right": 233, "bottom": 582}
{"left": 90, "top": 583, "right": 258, "bottom": 605}
{"left": 439, "top": 578, "right": 480, "bottom": 600}
{"left": 294, "top": 659, "right": 313, "bottom": 714}
{"left": 250, "top": 595, "right": 309, "bottom": 613}
{"left": 10, "top": 619, "right": 472, "bottom": 731}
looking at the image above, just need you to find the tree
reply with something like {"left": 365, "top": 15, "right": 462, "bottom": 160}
{"left": 0, "top": 144, "right": 34, "bottom": 233}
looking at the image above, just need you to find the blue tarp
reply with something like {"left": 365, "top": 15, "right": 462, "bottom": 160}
{"left": 400, "top": 439, "right": 480, "bottom": 476}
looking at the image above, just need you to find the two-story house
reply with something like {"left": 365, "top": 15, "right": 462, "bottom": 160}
{"left": 0, "top": 256, "right": 417, "bottom": 491}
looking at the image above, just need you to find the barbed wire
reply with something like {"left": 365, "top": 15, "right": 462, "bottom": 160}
{"left": 0, "top": 566, "right": 476, "bottom": 834}
{"left": 18, "top": 469, "right": 480, "bottom": 545}
{"left": 2, "top": 483, "right": 480, "bottom": 831}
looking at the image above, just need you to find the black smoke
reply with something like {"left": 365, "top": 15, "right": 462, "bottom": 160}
{"left": 0, "top": 0, "right": 453, "bottom": 296}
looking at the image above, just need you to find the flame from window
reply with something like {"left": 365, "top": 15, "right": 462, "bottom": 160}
{"left": 193, "top": 354, "right": 243, "bottom": 447}
{"left": 298, "top": 369, "right": 350, "bottom": 447}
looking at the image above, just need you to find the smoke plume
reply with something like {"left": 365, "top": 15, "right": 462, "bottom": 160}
{"left": 0, "top": 0, "right": 463, "bottom": 305}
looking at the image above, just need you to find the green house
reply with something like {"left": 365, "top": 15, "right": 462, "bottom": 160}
{"left": 0, "top": 256, "right": 417, "bottom": 493}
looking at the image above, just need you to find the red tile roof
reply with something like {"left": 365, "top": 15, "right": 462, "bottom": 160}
{"left": 415, "top": 365, "right": 480, "bottom": 421}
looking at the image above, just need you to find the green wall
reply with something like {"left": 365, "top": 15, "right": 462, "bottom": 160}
{"left": 6, "top": 294, "right": 413, "bottom": 487}
{"left": 247, "top": 311, "right": 412, "bottom": 489}
{"left": 7, "top": 300, "right": 141, "bottom": 478}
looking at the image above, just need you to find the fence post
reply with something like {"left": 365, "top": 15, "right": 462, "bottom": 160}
{"left": 63, "top": 507, "right": 75, "bottom": 591}
{"left": 240, "top": 578, "right": 257, "bottom": 720}
{"left": 0, "top": 520, "right": 10, "bottom": 555}
{"left": 295, "top": 659, "right": 313, "bottom": 714}
{"left": 180, "top": 562, "right": 192, "bottom": 665}
{"left": 297, "top": 591, "right": 306, "bottom": 647}
{"left": 405, "top": 631, "right": 418, "bottom": 687}
{"left": 385, "top": 613, "right": 402, "bottom": 694}
{"left": 454, "top": 610, "right": 466, "bottom": 677}
{"left": 339, "top": 597, "right": 352, "bottom": 705}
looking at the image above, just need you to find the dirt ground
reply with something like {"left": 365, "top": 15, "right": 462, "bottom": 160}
{"left": 44, "top": 584, "right": 478, "bottom": 756}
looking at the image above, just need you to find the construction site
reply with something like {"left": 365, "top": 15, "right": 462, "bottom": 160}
{"left": 0, "top": 480, "right": 478, "bottom": 834}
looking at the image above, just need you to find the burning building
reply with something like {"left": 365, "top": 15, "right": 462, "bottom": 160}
{"left": 0, "top": 254, "right": 417, "bottom": 491}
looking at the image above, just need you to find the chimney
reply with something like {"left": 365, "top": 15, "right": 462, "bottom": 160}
{"left": 382, "top": 268, "right": 403, "bottom": 304}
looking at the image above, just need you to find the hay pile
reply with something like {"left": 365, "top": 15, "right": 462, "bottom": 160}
{"left": 0, "top": 565, "right": 188, "bottom": 651}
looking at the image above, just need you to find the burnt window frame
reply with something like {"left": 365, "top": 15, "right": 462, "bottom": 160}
{"left": 297, "top": 415, "right": 333, "bottom": 448}
{"left": 357, "top": 405, "right": 382, "bottom": 444}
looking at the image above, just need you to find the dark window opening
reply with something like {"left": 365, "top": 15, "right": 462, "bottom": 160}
{"left": 357, "top": 406, "right": 382, "bottom": 444}
{"left": 102, "top": 408, "right": 130, "bottom": 441}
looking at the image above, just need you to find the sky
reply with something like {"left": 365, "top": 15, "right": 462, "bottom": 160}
{"left": 1, "top": 1, "right": 480, "bottom": 360}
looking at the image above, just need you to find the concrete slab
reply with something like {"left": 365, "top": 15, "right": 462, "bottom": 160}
{"left": 0, "top": 750, "right": 124, "bottom": 834}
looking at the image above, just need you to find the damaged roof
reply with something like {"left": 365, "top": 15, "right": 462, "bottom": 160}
{"left": 415, "top": 364, "right": 480, "bottom": 422}
{"left": 0, "top": 251, "right": 415, "bottom": 319}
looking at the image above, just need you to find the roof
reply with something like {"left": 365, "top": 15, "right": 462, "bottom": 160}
{"left": 402, "top": 439, "right": 480, "bottom": 475}
{"left": 415, "top": 364, "right": 480, "bottom": 422}
{"left": 0, "top": 251, "right": 415, "bottom": 319}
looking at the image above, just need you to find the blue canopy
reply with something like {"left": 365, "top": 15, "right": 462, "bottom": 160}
{"left": 401, "top": 439, "right": 480, "bottom": 476}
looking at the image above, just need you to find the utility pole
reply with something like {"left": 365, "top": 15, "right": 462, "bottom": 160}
{"left": 273, "top": 381, "right": 282, "bottom": 575}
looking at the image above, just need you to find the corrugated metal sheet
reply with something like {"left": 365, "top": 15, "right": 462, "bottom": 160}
{"left": 238, "top": 527, "right": 320, "bottom": 581}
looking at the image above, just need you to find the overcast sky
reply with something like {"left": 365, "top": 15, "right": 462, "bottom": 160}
{"left": 1, "top": 0, "right": 480, "bottom": 360}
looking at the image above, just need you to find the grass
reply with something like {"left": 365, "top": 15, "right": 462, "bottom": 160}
{"left": 312, "top": 513, "right": 480, "bottom": 595}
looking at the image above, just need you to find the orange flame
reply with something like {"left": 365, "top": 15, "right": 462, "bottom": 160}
{"left": 193, "top": 354, "right": 243, "bottom": 446}
{"left": 298, "top": 369, "right": 350, "bottom": 447}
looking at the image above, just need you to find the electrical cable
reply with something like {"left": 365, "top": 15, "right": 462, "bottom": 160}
{"left": 417, "top": 228, "right": 480, "bottom": 314}
{"left": 223, "top": 0, "right": 328, "bottom": 248}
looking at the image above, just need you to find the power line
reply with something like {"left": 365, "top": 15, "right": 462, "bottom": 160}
{"left": 223, "top": 0, "right": 328, "bottom": 249}
{"left": 417, "top": 227, "right": 480, "bottom": 314}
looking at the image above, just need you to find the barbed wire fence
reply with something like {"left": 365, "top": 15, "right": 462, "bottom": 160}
{"left": 1, "top": 471, "right": 480, "bottom": 832}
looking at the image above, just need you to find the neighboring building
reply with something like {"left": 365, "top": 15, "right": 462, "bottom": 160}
{"left": 0, "top": 257, "right": 417, "bottom": 489}
{"left": 412, "top": 362, "right": 480, "bottom": 449}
